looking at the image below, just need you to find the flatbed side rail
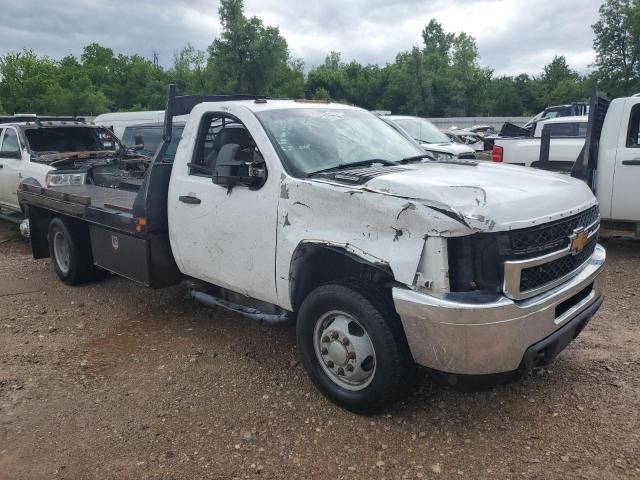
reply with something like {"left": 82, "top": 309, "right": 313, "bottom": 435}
{"left": 18, "top": 183, "right": 139, "bottom": 235}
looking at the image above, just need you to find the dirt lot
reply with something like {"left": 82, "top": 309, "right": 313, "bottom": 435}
{"left": 0, "top": 220, "right": 638, "bottom": 480}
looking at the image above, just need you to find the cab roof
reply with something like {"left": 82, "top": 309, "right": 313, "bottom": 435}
{"left": 193, "top": 99, "right": 362, "bottom": 113}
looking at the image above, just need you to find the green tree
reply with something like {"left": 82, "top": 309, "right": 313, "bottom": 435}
{"left": 171, "top": 44, "right": 208, "bottom": 95}
{"left": 593, "top": 0, "right": 640, "bottom": 96}
{"left": 0, "top": 50, "right": 59, "bottom": 114}
{"left": 206, "top": 0, "right": 295, "bottom": 95}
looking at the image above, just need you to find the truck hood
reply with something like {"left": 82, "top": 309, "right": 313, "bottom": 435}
{"left": 363, "top": 162, "right": 597, "bottom": 232}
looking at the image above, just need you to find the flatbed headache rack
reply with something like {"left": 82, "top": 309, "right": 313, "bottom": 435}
{"left": 18, "top": 84, "right": 266, "bottom": 288}
{"left": 571, "top": 91, "right": 611, "bottom": 188}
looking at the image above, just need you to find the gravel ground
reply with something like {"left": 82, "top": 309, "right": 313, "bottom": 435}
{"left": 0, "top": 220, "right": 639, "bottom": 480}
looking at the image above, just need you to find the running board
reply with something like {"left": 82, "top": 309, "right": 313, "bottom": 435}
{"left": 190, "top": 290, "right": 290, "bottom": 324}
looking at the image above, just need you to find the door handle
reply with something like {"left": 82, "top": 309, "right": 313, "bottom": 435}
{"left": 0, "top": 164, "right": 3, "bottom": 169}
{"left": 178, "top": 195, "right": 201, "bottom": 204}
{"left": 622, "top": 159, "right": 640, "bottom": 166}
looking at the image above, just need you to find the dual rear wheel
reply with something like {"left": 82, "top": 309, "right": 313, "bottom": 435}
{"left": 48, "top": 218, "right": 95, "bottom": 285}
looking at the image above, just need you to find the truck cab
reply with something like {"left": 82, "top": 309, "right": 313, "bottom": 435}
{"left": 572, "top": 94, "right": 640, "bottom": 235}
{"left": 19, "top": 87, "right": 607, "bottom": 412}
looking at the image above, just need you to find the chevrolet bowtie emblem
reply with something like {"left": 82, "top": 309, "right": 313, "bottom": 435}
{"left": 569, "top": 229, "right": 589, "bottom": 255}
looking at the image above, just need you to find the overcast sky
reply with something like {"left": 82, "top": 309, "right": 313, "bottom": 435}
{"left": 0, "top": 0, "right": 602, "bottom": 76}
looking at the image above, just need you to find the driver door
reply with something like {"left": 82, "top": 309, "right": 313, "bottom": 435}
{"left": 611, "top": 101, "right": 640, "bottom": 222}
{"left": 168, "top": 110, "right": 279, "bottom": 305}
{"left": 0, "top": 128, "right": 24, "bottom": 210}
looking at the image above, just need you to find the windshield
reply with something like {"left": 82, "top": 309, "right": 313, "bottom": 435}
{"left": 25, "top": 126, "right": 117, "bottom": 155}
{"left": 391, "top": 117, "right": 450, "bottom": 144}
{"left": 256, "top": 108, "right": 424, "bottom": 177}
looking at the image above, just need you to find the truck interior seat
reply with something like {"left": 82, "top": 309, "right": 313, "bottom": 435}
{"left": 206, "top": 127, "right": 251, "bottom": 170}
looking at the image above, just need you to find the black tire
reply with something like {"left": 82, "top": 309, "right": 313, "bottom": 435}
{"left": 296, "top": 281, "right": 414, "bottom": 413}
{"left": 48, "top": 217, "right": 94, "bottom": 285}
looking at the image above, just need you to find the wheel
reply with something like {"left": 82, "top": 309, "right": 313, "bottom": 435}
{"left": 296, "top": 281, "right": 414, "bottom": 413}
{"left": 48, "top": 218, "right": 94, "bottom": 285}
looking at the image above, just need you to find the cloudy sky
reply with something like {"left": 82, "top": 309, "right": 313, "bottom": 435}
{"left": 0, "top": 0, "right": 602, "bottom": 75}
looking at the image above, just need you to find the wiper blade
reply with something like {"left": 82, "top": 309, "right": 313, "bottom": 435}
{"left": 308, "top": 159, "right": 397, "bottom": 177}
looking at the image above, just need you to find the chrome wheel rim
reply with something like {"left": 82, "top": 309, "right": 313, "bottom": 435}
{"left": 53, "top": 230, "right": 70, "bottom": 274}
{"left": 313, "top": 310, "right": 376, "bottom": 391}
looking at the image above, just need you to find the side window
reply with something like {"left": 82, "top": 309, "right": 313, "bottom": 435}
{"left": 189, "top": 114, "right": 256, "bottom": 177}
{"left": 626, "top": 104, "right": 640, "bottom": 148}
{"left": 577, "top": 122, "right": 588, "bottom": 138}
{"left": 544, "top": 122, "right": 576, "bottom": 137}
{"left": 0, "top": 128, "right": 20, "bottom": 154}
{"left": 121, "top": 126, "right": 138, "bottom": 146}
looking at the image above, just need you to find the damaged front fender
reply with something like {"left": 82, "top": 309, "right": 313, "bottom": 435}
{"left": 275, "top": 176, "right": 473, "bottom": 309}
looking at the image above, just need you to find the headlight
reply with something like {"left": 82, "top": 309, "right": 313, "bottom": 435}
{"left": 45, "top": 173, "right": 87, "bottom": 187}
{"left": 423, "top": 150, "right": 454, "bottom": 161}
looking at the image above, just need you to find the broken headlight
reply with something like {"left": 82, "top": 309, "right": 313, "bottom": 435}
{"left": 46, "top": 172, "right": 87, "bottom": 187}
{"left": 447, "top": 234, "right": 503, "bottom": 293}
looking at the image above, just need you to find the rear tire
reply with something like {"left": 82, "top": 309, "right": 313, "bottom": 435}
{"left": 48, "top": 218, "right": 94, "bottom": 285}
{"left": 297, "top": 281, "right": 414, "bottom": 413}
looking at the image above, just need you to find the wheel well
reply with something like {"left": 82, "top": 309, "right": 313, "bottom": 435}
{"left": 289, "top": 244, "right": 395, "bottom": 311}
{"left": 27, "top": 208, "right": 89, "bottom": 259}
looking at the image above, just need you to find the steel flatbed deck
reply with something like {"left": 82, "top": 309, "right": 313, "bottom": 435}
{"left": 19, "top": 183, "right": 139, "bottom": 234}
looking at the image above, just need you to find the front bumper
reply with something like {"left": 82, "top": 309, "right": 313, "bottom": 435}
{"left": 393, "top": 244, "right": 606, "bottom": 375}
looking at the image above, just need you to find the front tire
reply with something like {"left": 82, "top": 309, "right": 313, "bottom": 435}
{"left": 297, "top": 281, "right": 413, "bottom": 413}
{"left": 48, "top": 218, "right": 94, "bottom": 285}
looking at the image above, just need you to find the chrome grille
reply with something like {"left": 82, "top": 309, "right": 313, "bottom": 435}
{"left": 503, "top": 205, "right": 600, "bottom": 300}
{"left": 509, "top": 205, "right": 599, "bottom": 256}
{"left": 519, "top": 236, "right": 598, "bottom": 292}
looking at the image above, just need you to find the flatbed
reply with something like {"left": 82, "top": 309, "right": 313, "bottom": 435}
{"left": 19, "top": 183, "right": 139, "bottom": 233}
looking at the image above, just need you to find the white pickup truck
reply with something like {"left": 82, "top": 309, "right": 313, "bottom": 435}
{"left": 18, "top": 86, "right": 606, "bottom": 412}
{"left": 0, "top": 116, "right": 148, "bottom": 227}
{"left": 571, "top": 93, "right": 640, "bottom": 236}
{"left": 492, "top": 116, "right": 588, "bottom": 170}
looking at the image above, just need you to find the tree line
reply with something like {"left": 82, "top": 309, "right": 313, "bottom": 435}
{"left": 0, "top": 0, "right": 638, "bottom": 117}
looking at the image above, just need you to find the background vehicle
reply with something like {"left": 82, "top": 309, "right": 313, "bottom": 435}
{"left": 94, "top": 111, "right": 188, "bottom": 139}
{"left": 0, "top": 116, "right": 148, "bottom": 224}
{"left": 492, "top": 116, "right": 588, "bottom": 170}
{"left": 19, "top": 86, "right": 605, "bottom": 412}
{"left": 382, "top": 115, "right": 477, "bottom": 159}
{"left": 523, "top": 103, "right": 589, "bottom": 132}
{"left": 121, "top": 122, "right": 186, "bottom": 161}
{"left": 572, "top": 93, "right": 640, "bottom": 236}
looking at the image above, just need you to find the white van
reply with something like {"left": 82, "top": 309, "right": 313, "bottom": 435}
{"left": 94, "top": 111, "right": 189, "bottom": 139}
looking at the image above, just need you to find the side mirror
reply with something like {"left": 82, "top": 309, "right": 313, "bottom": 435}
{"left": 212, "top": 144, "right": 266, "bottom": 191}
{"left": 0, "top": 150, "right": 21, "bottom": 159}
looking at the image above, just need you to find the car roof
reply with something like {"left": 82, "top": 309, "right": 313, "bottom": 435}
{"left": 539, "top": 115, "right": 588, "bottom": 125}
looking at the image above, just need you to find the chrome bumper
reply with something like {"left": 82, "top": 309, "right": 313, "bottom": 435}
{"left": 393, "top": 244, "right": 606, "bottom": 375}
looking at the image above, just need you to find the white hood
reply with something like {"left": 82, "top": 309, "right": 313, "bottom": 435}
{"left": 363, "top": 162, "right": 597, "bottom": 232}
